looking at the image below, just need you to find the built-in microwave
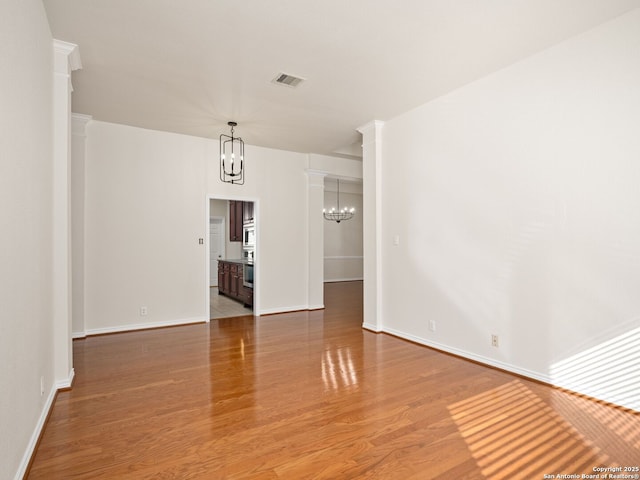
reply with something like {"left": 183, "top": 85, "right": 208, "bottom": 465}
{"left": 243, "top": 223, "right": 255, "bottom": 249}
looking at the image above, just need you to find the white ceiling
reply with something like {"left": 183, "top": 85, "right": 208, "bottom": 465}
{"left": 43, "top": 0, "right": 640, "bottom": 158}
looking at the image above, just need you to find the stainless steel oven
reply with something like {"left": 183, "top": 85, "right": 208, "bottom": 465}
{"left": 243, "top": 262, "right": 254, "bottom": 288}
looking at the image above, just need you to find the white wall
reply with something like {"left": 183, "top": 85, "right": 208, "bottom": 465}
{"left": 324, "top": 180, "right": 363, "bottom": 282}
{"left": 0, "top": 1, "right": 56, "bottom": 478}
{"left": 379, "top": 9, "right": 640, "bottom": 410}
{"left": 84, "top": 121, "right": 314, "bottom": 331}
{"left": 85, "top": 122, "right": 210, "bottom": 332}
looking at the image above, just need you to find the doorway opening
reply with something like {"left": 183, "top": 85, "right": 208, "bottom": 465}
{"left": 207, "top": 197, "right": 257, "bottom": 320}
{"left": 322, "top": 178, "right": 364, "bottom": 289}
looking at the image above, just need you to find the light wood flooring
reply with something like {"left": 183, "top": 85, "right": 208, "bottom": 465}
{"left": 210, "top": 285, "right": 253, "bottom": 319}
{"left": 28, "top": 281, "right": 639, "bottom": 479}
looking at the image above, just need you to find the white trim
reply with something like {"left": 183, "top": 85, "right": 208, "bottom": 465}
{"left": 381, "top": 325, "right": 639, "bottom": 412}
{"left": 208, "top": 216, "right": 225, "bottom": 286}
{"left": 382, "top": 326, "right": 550, "bottom": 382}
{"left": 56, "top": 368, "right": 75, "bottom": 390}
{"left": 72, "top": 331, "right": 87, "bottom": 339}
{"left": 325, "top": 277, "right": 363, "bottom": 283}
{"left": 305, "top": 168, "right": 329, "bottom": 177}
{"left": 71, "top": 113, "right": 92, "bottom": 136}
{"left": 307, "top": 170, "right": 325, "bottom": 310}
{"left": 206, "top": 195, "right": 260, "bottom": 322}
{"left": 362, "top": 322, "right": 382, "bottom": 333}
{"left": 308, "top": 304, "right": 325, "bottom": 310}
{"left": 257, "top": 305, "right": 311, "bottom": 316}
{"left": 84, "top": 316, "right": 207, "bottom": 336}
{"left": 52, "top": 36, "right": 77, "bottom": 394}
{"left": 13, "top": 385, "right": 57, "bottom": 480}
{"left": 53, "top": 39, "right": 82, "bottom": 71}
{"left": 357, "top": 119, "right": 384, "bottom": 332}
{"left": 205, "top": 197, "right": 211, "bottom": 321}
{"left": 356, "top": 119, "right": 385, "bottom": 134}
{"left": 324, "top": 256, "right": 363, "bottom": 260}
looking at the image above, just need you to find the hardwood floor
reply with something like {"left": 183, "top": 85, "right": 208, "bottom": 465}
{"left": 28, "top": 281, "right": 639, "bottom": 479}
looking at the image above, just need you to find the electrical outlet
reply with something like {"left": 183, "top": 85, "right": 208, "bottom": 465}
{"left": 491, "top": 334, "right": 499, "bottom": 348}
{"left": 429, "top": 320, "right": 436, "bottom": 332}
{"left": 140, "top": 306, "right": 148, "bottom": 316}
{"left": 40, "top": 376, "right": 44, "bottom": 396}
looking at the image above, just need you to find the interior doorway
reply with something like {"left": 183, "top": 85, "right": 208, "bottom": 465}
{"left": 322, "top": 178, "right": 364, "bottom": 286}
{"left": 207, "top": 197, "right": 257, "bottom": 320}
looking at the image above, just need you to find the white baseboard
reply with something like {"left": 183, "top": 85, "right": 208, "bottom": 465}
{"left": 72, "top": 331, "right": 86, "bottom": 339}
{"left": 257, "top": 305, "right": 312, "bottom": 316}
{"left": 56, "top": 368, "right": 75, "bottom": 390}
{"left": 84, "top": 316, "right": 208, "bottom": 336}
{"left": 14, "top": 385, "right": 57, "bottom": 480}
{"left": 381, "top": 326, "right": 551, "bottom": 384}
{"left": 380, "top": 326, "right": 639, "bottom": 411}
{"left": 362, "top": 322, "right": 382, "bottom": 333}
{"left": 254, "top": 304, "right": 329, "bottom": 316}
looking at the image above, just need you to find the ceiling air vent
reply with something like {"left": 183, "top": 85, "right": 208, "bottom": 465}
{"left": 273, "top": 72, "right": 305, "bottom": 88}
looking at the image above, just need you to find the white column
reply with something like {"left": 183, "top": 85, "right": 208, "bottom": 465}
{"left": 53, "top": 40, "right": 81, "bottom": 388}
{"left": 306, "top": 169, "right": 327, "bottom": 310}
{"left": 357, "top": 121, "right": 384, "bottom": 332}
{"left": 71, "top": 113, "right": 91, "bottom": 338}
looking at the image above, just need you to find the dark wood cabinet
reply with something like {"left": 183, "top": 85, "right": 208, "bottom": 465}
{"left": 217, "top": 260, "right": 253, "bottom": 308}
{"left": 230, "top": 200, "right": 254, "bottom": 242}
{"left": 229, "top": 264, "right": 240, "bottom": 297}
{"left": 243, "top": 286, "right": 253, "bottom": 307}
{"left": 218, "top": 263, "right": 225, "bottom": 292}
{"left": 229, "top": 200, "right": 243, "bottom": 242}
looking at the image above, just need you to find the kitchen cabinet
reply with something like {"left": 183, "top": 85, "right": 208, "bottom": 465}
{"left": 229, "top": 263, "right": 240, "bottom": 297}
{"left": 217, "top": 260, "right": 253, "bottom": 308}
{"left": 218, "top": 262, "right": 227, "bottom": 292}
{"left": 229, "top": 200, "right": 243, "bottom": 241}
{"left": 243, "top": 286, "right": 253, "bottom": 307}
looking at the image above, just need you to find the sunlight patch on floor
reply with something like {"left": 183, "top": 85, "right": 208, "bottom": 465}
{"left": 448, "top": 380, "right": 610, "bottom": 479}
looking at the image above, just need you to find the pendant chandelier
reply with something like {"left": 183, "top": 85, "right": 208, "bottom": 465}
{"left": 323, "top": 179, "right": 355, "bottom": 223}
{"left": 220, "top": 121, "right": 245, "bottom": 185}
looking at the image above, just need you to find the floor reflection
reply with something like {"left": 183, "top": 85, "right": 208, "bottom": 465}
{"left": 209, "top": 315, "right": 256, "bottom": 422}
{"left": 322, "top": 347, "right": 359, "bottom": 393}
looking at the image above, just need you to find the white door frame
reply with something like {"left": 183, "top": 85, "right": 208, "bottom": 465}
{"left": 209, "top": 216, "right": 225, "bottom": 286}
{"left": 205, "top": 195, "right": 260, "bottom": 319}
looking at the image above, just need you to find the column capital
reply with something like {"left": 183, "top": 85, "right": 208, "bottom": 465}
{"left": 305, "top": 168, "right": 329, "bottom": 177}
{"left": 357, "top": 120, "right": 384, "bottom": 137}
{"left": 53, "top": 39, "right": 82, "bottom": 73}
{"left": 71, "top": 113, "right": 92, "bottom": 137}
